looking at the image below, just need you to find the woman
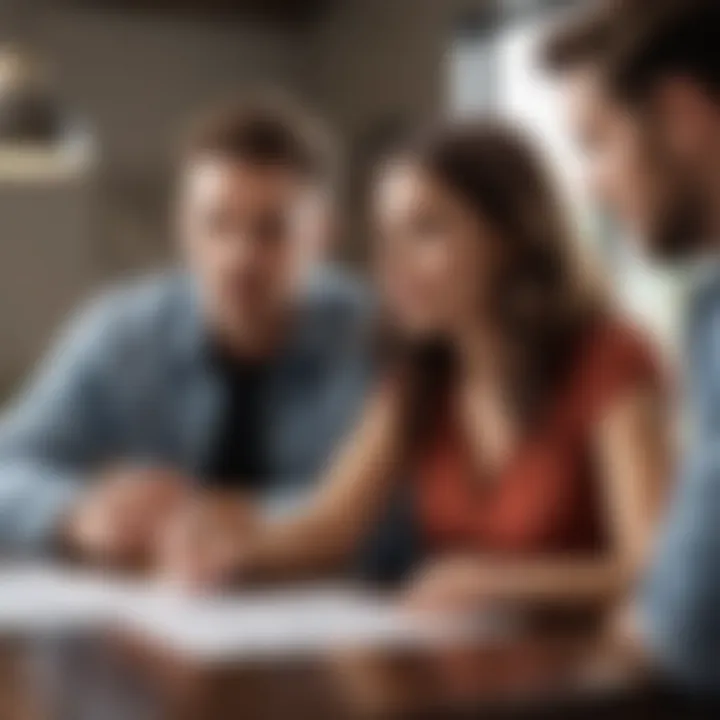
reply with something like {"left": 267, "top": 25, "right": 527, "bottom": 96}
{"left": 172, "top": 120, "right": 670, "bottom": 613}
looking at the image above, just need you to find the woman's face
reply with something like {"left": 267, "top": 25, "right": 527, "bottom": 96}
{"left": 374, "top": 161, "right": 499, "bottom": 339}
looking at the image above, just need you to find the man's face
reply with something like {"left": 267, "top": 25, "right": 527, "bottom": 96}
{"left": 562, "top": 69, "right": 708, "bottom": 262}
{"left": 180, "top": 157, "right": 326, "bottom": 348}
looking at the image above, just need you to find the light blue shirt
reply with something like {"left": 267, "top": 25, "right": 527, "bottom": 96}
{"left": 0, "top": 266, "right": 373, "bottom": 553}
{"left": 643, "top": 270, "right": 720, "bottom": 687}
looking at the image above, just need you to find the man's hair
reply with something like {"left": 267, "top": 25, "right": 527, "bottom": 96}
{"left": 182, "top": 95, "right": 338, "bottom": 185}
{"left": 542, "top": 0, "right": 720, "bottom": 103}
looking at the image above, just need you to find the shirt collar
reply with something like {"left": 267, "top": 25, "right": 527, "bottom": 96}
{"left": 174, "top": 267, "right": 338, "bottom": 375}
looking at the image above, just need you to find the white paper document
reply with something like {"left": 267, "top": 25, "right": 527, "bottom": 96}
{"left": 0, "top": 565, "right": 489, "bottom": 661}
{"left": 122, "top": 586, "right": 473, "bottom": 661}
{"left": 0, "top": 565, "right": 131, "bottom": 630}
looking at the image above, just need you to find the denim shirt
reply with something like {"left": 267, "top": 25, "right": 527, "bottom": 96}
{"left": 643, "top": 269, "right": 720, "bottom": 687}
{"left": 0, "top": 266, "right": 373, "bottom": 553}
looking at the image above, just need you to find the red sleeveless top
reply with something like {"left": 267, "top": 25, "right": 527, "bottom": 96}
{"left": 416, "top": 318, "right": 662, "bottom": 557}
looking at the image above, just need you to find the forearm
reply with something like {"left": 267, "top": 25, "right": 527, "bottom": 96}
{"left": 0, "top": 295, "right": 121, "bottom": 554}
{"left": 453, "top": 556, "right": 633, "bottom": 609}
{"left": 241, "top": 499, "right": 371, "bottom": 581}
{"left": 243, "top": 390, "right": 401, "bottom": 581}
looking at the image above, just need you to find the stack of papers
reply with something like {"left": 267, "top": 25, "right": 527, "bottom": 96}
{"left": 0, "top": 564, "right": 490, "bottom": 662}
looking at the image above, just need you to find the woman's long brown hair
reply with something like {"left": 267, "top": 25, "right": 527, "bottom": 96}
{"left": 381, "top": 120, "right": 603, "bottom": 450}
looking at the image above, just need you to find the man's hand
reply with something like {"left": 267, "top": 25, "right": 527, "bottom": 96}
{"left": 158, "top": 493, "right": 258, "bottom": 589}
{"left": 62, "top": 466, "right": 188, "bottom": 567}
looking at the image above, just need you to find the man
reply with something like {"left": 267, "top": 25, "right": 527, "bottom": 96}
{"left": 0, "top": 98, "right": 372, "bottom": 584}
{"left": 542, "top": 0, "right": 720, "bottom": 686}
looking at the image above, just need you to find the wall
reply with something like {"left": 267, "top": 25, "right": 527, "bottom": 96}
{"left": 29, "top": 6, "right": 309, "bottom": 177}
{"left": 306, "top": 0, "right": 487, "bottom": 258}
{"left": 1, "top": 1, "right": 314, "bottom": 275}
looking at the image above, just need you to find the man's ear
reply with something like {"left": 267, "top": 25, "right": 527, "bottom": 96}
{"left": 654, "top": 76, "right": 719, "bottom": 160}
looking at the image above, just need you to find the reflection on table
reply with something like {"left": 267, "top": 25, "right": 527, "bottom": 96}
{"left": 0, "top": 605, "right": 660, "bottom": 720}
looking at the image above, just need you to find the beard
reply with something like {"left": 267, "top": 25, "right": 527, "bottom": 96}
{"left": 646, "top": 183, "right": 709, "bottom": 264}
{"left": 638, "top": 131, "right": 713, "bottom": 264}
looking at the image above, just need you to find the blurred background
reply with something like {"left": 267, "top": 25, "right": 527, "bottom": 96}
{"left": 0, "top": 0, "right": 684, "bottom": 399}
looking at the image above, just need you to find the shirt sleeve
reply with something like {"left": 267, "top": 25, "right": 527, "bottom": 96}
{"left": 641, "top": 447, "right": 720, "bottom": 687}
{"left": 640, "top": 291, "right": 720, "bottom": 687}
{"left": 0, "top": 293, "right": 121, "bottom": 553}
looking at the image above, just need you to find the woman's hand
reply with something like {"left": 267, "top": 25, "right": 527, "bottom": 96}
{"left": 404, "top": 556, "right": 495, "bottom": 614}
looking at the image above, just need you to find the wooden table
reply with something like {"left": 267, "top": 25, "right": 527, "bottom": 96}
{"left": 0, "top": 622, "right": 664, "bottom": 720}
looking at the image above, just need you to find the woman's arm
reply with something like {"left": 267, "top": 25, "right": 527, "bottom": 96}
{"left": 238, "top": 387, "right": 404, "bottom": 580}
{"left": 407, "top": 387, "right": 672, "bottom": 611}
{"left": 594, "top": 385, "right": 671, "bottom": 578}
